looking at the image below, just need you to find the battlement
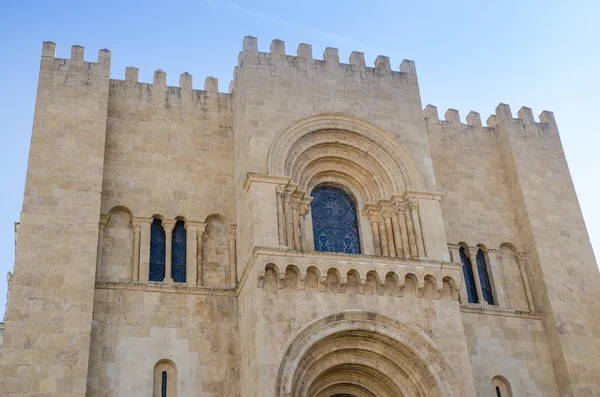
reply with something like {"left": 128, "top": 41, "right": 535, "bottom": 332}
{"left": 423, "top": 104, "right": 557, "bottom": 129}
{"left": 41, "top": 41, "right": 111, "bottom": 77}
{"left": 43, "top": 42, "right": 230, "bottom": 98}
{"left": 238, "top": 36, "right": 417, "bottom": 77}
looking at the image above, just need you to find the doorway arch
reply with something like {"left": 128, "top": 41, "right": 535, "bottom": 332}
{"left": 275, "top": 311, "right": 464, "bottom": 397}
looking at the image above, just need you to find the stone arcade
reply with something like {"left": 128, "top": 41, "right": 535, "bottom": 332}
{"left": 0, "top": 36, "right": 599, "bottom": 397}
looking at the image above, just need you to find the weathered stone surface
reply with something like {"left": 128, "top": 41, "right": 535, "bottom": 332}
{"left": 1, "top": 37, "right": 598, "bottom": 397}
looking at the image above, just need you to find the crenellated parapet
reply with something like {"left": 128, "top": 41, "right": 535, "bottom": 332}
{"left": 40, "top": 41, "right": 111, "bottom": 78}
{"left": 234, "top": 36, "right": 418, "bottom": 90}
{"left": 423, "top": 103, "right": 557, "bottom": 131}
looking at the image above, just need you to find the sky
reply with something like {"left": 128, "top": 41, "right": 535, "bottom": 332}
{"left": 0, "top": 0, "right": 599, "bottom": 319}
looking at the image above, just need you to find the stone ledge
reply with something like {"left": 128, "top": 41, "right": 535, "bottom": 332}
{"left": 94, "top": 281, "right": 236, "bottom": 296}
{"left": 460, "top": 304, "right": 542, "bottom": 320}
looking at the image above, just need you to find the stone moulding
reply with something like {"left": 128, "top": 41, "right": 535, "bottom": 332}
{"left": 249, "top": 247, "right": 462, "bottom": 299}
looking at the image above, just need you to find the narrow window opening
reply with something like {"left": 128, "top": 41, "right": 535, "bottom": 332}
{"left": 161, "top": 371, "right": 167, "bottom": 397}
{"left": 172, "top": 220, "right": 186, "bottom": 283}
{"left": 150, "top": 218, "right": 166, "bottom": 282}
{"left": 459, "top": 246, "right": 478, "bottom": 303}
{"left": 477, "top": 249, "right": 495, "bottom": 305}
{"left": 496, "top": 386, "right": 502, "bottom": 397}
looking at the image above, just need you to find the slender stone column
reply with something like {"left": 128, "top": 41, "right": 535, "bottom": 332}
{"left": 383, "top": 210, "right": 397, "bottom": 257}
{"left": 367, "top": 211, "right": 382, "bottom": 256}
{"left": 517, "top": 252, "right": 536, "bottom": 311}
{"left": 298, "top": 203, "right": 310, "bottom": 251}
{"left": 96, "top": 215, "right": 108, "bottom": 280}
{"left": 185, "top": 222, "right": 203, "bottom": 287}
{"left": 283, "top": 192, "right": 294, "bottom": 248}
{"left": 163, "top": 220, "right": 175, "bottom": 283}
{"left": 292, "top": 197, "right": 301, "bottom": 250}
{"left": 229, "top": 225, "right": 237, "bottom": 287}
{"left": 469, "top": 248, "right": 485, "bottom": 305}
{"left": 276, "top": 186, "right": 286, "bottom": 247}
{"left": 138, "top": 218, "right": 152, "bottom": 284}
{"left": 197, "top": 227, "right": 205, "bottom": 286}
{"left": 395, "top": 203, "right": 411, "bottom": 258}
{"left": 391, "top": 212, "right": 403, "bottom": 258}
{"left": 379, "top": 222, "right": 389, "bottom": 257}
{"left": 409, "top": 199, "right": 426, "bottom": 258}
{"left": 449, "top": 244, "right": 470, "bottom": 304}
{"left": 131, "top": 220, "right": 142, "bottom": 282}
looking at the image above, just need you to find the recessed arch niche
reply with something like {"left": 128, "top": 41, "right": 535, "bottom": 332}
{"left": 275, "top": 311, "right": 464, "bottom": 397}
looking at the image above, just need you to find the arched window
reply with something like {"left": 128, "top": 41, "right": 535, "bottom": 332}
{"left": 459, "top": 246, "right": 478, "bottom": 303}
{"left": 477, "top": 249, "right": 495, "bottom": 305}
{"left": 492, "top": 375, "right": 512, "bottom": 397}
{"left": 172, "top": 220, "right": 186, "bottom": 283}
{"left": 153, "top": 360, "right": 176, "bottom": 397}
{"left": 149, "top": 218, "right": 166, "bottom": 282}
{"left": 311, "top": 185, "right": 360, "bottom": 254}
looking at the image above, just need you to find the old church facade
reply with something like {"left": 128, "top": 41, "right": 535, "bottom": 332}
{"left": 0, "top": 36, "right": 599, "bottom": 397}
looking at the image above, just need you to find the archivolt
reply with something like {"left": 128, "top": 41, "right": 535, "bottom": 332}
{"left": 276, "top": 311, "right": 464, "bottom": 397}
{"left": 268, "top": 114, "right": 425, "bottom": 200}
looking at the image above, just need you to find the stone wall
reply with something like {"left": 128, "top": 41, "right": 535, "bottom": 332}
{"left": 87, "top": 285, "right": 239, "bottom": 397}
{"left": 462, "top": 310, "right": 559, "bottom": 396}
{"left": 0, "top": 43, "right": 111, "bottom": 397}
{"left": 0, "top": 323, "right": 4, "bottom": 347}
{"left": 102, "top": 73, "right": 234, "bottom": 222}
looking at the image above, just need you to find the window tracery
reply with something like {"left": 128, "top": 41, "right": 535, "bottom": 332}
{"left": 311, "top": 185, "right": 360, "bottom": 254}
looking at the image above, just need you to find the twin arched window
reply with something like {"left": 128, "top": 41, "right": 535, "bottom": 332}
{"left": 149, "top": 218, "right": 186, "bottom": 283}
{"left": 459, "top": 246, "right": 495, "bottom": 305}
{"left": 311, "top": 185, "right": 361, "bottom": 254}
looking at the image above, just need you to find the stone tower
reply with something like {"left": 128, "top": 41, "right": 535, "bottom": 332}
{"left": 0, "top": 36, "right": 598, "bottom": 397}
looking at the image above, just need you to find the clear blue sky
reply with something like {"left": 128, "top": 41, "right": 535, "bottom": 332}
{"left": 1, "top": 0, "right": 599, "bottom": 318}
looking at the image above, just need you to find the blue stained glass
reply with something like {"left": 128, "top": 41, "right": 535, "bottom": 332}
{"left": 311, "top": 185, "right": 360, "bottom": 254}
{"left": 149, "top": 219, "right": 166, "bottom": 282}
{"left": 161, "top": 371, "right": 167, "bottom": 397}
{"left": 172, "top": 220, "right": 187, "bottom": 283}
{"left": 459, "top": 247, "right": 478, "bottom": 303}
{"left": 477, "top": 249, "right": 495, "bottom": 305}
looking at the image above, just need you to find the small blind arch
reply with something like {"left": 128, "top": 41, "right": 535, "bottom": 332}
{"left": 310, "top": 185, "right": 361, "bottom": 254}
{"left": 459, "top": 246, "right": 478, "bottom": 303}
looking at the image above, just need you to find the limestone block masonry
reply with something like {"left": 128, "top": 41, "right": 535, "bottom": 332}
{"left": 0, "top": 36, "right": 598, "bottom": 397}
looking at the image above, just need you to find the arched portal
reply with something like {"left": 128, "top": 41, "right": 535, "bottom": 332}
{"left": 276, "top": 311, "right": 464, "bottom": 397}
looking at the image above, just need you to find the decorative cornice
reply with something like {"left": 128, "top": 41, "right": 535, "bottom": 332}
{"left": 460, "top": 304, "right": 542, "bottom": 319}
{"left": 243, "top": 173, "right": 291, "bottom": 191}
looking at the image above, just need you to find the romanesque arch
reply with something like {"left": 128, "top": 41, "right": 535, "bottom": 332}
{"left": 267, "top": 115, "right": 432, "bottom": 257}
{"left": 268, "top": 114, "right": 426, "bottom": 200}
{"left": 275, "top": 311, "right": 464, "bottom": 397}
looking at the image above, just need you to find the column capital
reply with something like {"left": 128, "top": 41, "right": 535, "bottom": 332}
{"left": 517, "top": 252, "right": 527, "bottom": 266}
{"left": 380, "top": 205, "right": 395, "bottom": 219}
{"left": 132, "top": 223, "right": 141, "bottom": 233}
{"left": 393, "top": 201, "right": 407, "bottom": 215}
{"left": 162, "top": 220, "right": 176, "bottom": 233}
{"left": 408, "top": 198, "right": 419, "bottom": 211}
{"left": 276, "top": 185, "right": 285, "bottom": 197}
{"left": 298, "top": 202, "right": 310, "bottom": 217}
{"left": 228, "top": 224, "right": 237, "bottom": 239}
{"left": 365, "top": 209, "right": 382, "bottom": 223}
{"left": 99, "top": 215, "right": 109, "bottom": 229}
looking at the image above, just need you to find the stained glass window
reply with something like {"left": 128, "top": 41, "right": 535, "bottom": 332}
{"left": 161, "top": 371, "right": 167, "bottom": 397}
{"left": 459, "top": 247, "right": 478, "bottom": 303}
{"left": 311, "top": 185, "right": 360, "bottom": 254}
{"left": 149, "top": 218, "right": 166, "bottom": 282}
{"left": 172, "top": 220, "right": 186, "bottom": 283}
{"left": 477, "top": 249, "right": 495, "bottom": 305}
